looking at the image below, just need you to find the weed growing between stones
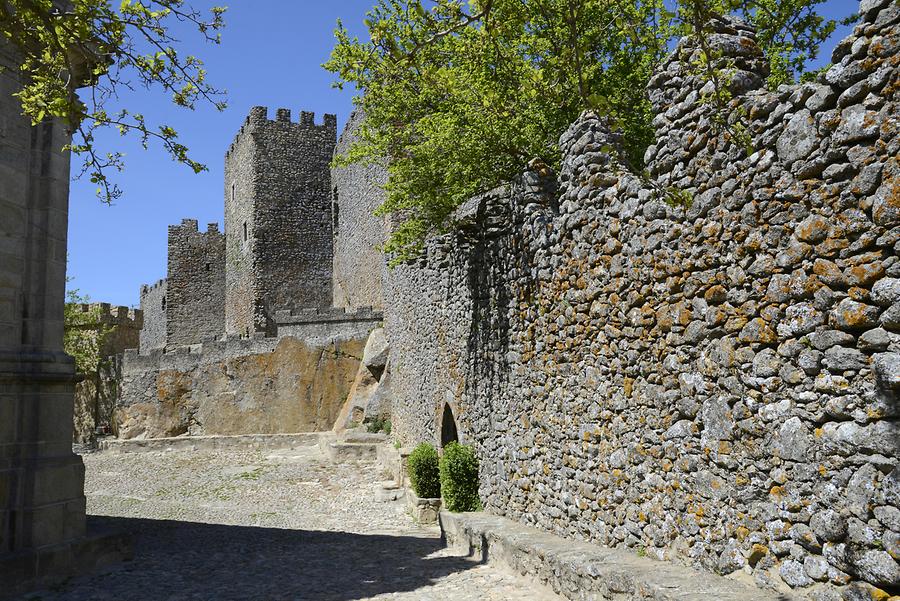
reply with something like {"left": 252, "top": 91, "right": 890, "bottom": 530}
{"left": 440, "top": 443, "right": 482, "bottom": 512}
{"left": 366, "top": 417, "right": 392, "bottom": 435}
{"left": 408, "top": 443, "right": 441, "bottom": 499}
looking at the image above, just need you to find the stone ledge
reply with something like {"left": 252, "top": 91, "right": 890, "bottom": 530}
{"left": 321, "top": 441, "right": 380, "bottom": 462}
{"left": 98, "top": 432, "right": 331, "bottom": 453}
{"left": 439, "top": 511, "right": 791, "bottom": 601}
{"left": 406, "top": 490, "right": 441, "bottom": 525}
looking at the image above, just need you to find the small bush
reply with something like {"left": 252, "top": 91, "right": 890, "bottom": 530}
{"left": 407, "top": 443, "right": 440, "bottom": 499}
{"left": 439, "top": 442, "right": 481, "bottom": 512}
{"left": 366, "top": 417, "right": 391, "bottom": 434}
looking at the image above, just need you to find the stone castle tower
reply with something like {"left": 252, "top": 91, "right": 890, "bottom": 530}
{"left": 224, "top": 107, "right": 337, "bottom": 336}
{"left": 165, "top": 219, "right": 225, "bottom": 349}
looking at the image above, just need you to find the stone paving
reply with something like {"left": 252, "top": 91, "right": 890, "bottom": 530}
{"left": 20, "top": 445, "right": 556, "bottom": 601}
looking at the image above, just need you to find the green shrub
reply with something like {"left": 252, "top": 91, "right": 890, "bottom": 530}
{"left": 407, "top": 443, "right": 440, "bottom": 499}
{"left": 366, "top": 417, "right": 391, "bottom": 434}
{"left": 439, "top": 442, "right": 481, "bottom": 512}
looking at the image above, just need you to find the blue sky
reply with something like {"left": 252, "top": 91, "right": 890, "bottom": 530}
{"left": 66, "top": 0, "right": 857, "bottom": 307}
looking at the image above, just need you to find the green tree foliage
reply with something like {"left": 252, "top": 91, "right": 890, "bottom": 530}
{"left": 439, "top": 442, "right": 481, "bottom": 512}
{"left": 681, "top": 0, "right": 857, "bottom": 89}
{"left": 325, "top": 0, "right": 852, "bottom": 261}
{"left": 63, "top": 288, "right": 112, "bottom": 376}
{"left": 407, "top": 442, "right": 441, "bottom": 498}
{"left": 0, "top": 0, "right": 226, "bottom": 201}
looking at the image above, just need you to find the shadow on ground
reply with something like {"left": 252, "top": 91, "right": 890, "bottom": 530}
{"left": 38, "top": 515, "right": 478, "bottom": 601}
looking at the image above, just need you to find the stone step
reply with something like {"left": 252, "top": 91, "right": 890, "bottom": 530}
{"left": 439, "top": 511, "right": 793, "bottom": 601}
{"left": 322, "top": 442, "right": 379, "bottom": 462}
{"left": 375, "top": 481, "right": 404, "bottom": 502}
{"left": 339, "top": 430, "right": 388, "bottom": 444}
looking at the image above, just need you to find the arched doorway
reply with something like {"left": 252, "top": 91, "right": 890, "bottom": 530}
{"left": 440, "top": 403, "right": 459, "bottom": 448}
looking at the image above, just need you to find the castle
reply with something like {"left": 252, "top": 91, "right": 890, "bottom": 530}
{"left": 119, "top": 107, "right": 387, "bottom": 439}
{"left": 137, "top": 107, "right": 382, "bottom": 353}
{"left": 117, "top": 1, "right": 900, "bottom": 597}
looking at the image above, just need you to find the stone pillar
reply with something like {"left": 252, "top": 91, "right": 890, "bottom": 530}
{"left": 0, "top": 41, "right": 125, "bottom": 595}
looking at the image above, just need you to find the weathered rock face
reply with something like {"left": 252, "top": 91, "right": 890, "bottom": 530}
{"left": 333, "top": 328, "right": 394, "bottom": 431}
{"left": 385, "top": 2, "right": 900, "bottom": 597}
{"left": 117, "top": 335, "right": 365, "bottom": 439}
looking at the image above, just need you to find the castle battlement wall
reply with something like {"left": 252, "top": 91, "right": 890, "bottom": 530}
{"left": 72, "top": 303, "right": 143, "bottom": 329}
{"left": 275, "top": 306, "right": 382, "bottom": 347}
{"left": 226, "top": 106, "right": 337, "bottom": 157}
{"left": 140, "top": 278, "right": 167, "bottom": 295}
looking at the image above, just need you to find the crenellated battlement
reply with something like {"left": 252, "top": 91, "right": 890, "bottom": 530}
{"left": 226, "top": 106, "right": 337, "bottom": 157}
{"left": 167, "top": 219, "right": 223, "bottom": 236}
{"left": 140, "top": 278, "right": 167, "bottom": 295}
{"left": 74, "top": 302, "right": 143, "bottom": 325}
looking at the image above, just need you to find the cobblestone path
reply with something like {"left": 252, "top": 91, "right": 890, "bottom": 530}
{"left": 20, "top": 445, "right": 555, "bottom": 601}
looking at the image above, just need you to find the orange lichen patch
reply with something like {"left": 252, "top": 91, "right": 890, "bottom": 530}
{"left": 848, "top": 286, "right": 871, "bottom": 301}
{"left": 624, "top": 377, "right": 634, "bottom": 397}
{"left": 735, "top": 526, "right": 750, "bottom": 541}
{"left": 748, "top": 544, "right": 769, "bottom": 566}
{"left": 847, "top": 263, "right": 886, "bottom": 287}
{"left": 770, "top": 485, "right": 785, "bottom": 498}
{"left": 704, "top": 285, "right": 728, "bottom": 304}
{"left": 868, "top": 587, "right": 891, "bottom": 601}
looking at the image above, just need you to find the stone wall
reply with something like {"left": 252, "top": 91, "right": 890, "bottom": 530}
{"left": 166, "top": 219, "right": 225, "bottom": 349}
{"left": 70, "top": 304, "right": 142, "bottom": 443}
{"left": 385, "top": 3, "right": 900, "bottom": 598}
{"left": 117, "top": 332, "right": 369, "bottom": 439}
{"left": 224, "top": 107, "right": 337, "bottom": 336}
{"left": 331, "top": 110, "right": 389, "bottom": 310}
{"left": 275, "top": 306, "right": 383, "bottom": 347}
{"left": 139, "top": 279, "right": 167, "bottom": 353}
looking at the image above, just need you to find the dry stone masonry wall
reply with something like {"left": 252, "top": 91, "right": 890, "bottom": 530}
{"left": 385, "top": 2, "right": 900, "bottom": 598}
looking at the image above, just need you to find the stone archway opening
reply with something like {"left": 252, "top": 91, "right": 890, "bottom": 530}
{"left": 440, "top": 403, "right": 459, "bottom": 448}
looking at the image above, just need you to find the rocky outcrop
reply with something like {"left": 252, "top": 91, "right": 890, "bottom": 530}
{"left": 333, "top": 328, "right": 394, "bottom": 431}
{"left": 117, "top": 336, "right": 365, "bottom": 438}
{"left": 385, "top": 1, "right": 900, "bottom": 598}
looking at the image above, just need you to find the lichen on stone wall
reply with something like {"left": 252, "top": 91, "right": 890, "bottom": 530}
{"left": 385, "top": 1, "right": 900, "bottom": 597}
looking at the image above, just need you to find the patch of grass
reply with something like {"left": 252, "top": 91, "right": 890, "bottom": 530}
{"left": 236, "top": 467, "right": 265, "bottom": 481}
